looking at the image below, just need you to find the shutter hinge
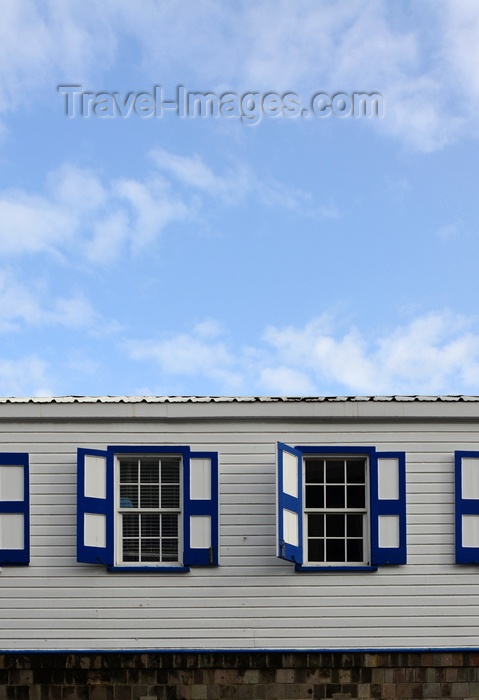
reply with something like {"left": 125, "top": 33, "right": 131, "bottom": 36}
{"left": 209, "top": 546, "right": 214, "bottom": 565}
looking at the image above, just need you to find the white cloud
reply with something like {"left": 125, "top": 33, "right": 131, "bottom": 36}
{"left": 0, "top": 149, "right": 314, "bottom": 263}
{"left": 150, "top": 147, "right": 312, "bottom": 212}
{"left": 262, "top": 312, "right": 479, "bottom": 395}
{"left": 0, "top": 270, "right": 110, "bottom": 333}
{"left": 125, "top": 311, "right": 479, "bottom": 396}
{"left": 3, "top": 2, "right": 477, "bottom": 151}
{"left": 126, "top": 322, "right": 243, "bottom": 390}
{"left": 113, "top": 176, "right": 191, "bottom": 250}
{"left": 0, "top": 355, "right": 53, "bottom": 397}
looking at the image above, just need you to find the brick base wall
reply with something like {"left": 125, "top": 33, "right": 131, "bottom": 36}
{"left": 1, "top": 651, "right": 479, "bottom": 700}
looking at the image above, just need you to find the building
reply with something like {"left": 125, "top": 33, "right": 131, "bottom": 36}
{"left": 0, "top": 395, "right": 478, "bottom": 700}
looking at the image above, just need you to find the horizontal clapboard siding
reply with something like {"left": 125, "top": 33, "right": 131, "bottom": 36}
{"left": 0, "top": 401, "right": 478, "bottom": 650}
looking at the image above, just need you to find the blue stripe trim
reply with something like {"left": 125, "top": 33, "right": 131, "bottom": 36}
{"left": 107, "top": 566, "right": 190, "bottom": 573}
{"left": 295, "top": 564, "right": 378, "bottom": 572}
{"left": 0, "top": 453, "right": 29, "bottom": 565}
{"left": 1, "top": 646, "right": 479, "bottom": 654}
{"left": 455, "top": 450, "right": 479, "bottom": 564}
{"left": 277, "top": 443, "right": 303, "bottom": 564}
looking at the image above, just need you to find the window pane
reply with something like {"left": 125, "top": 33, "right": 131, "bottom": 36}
{"left": 347, "top": 459, "right": 365, "bottom": 483}
{"left": 140, "top": 459, "right": 159, "bottom": 483}
{"left": 140, "top": 485, "right": 159, "bottom": 509}
{"left": 141, "top": 539, "right": 160, "bottom": 562}
{"left": 308, "top": 539, "right": 324, "bottom": 562}
{"left": 347, "top": 485, "right": 365, "bottom": 508}
{"left": 122, "top": 513, "right": 139, "bottom": 538}
{"left": 141, "top": 513, "right": 160, "bottom": 537}
{"left": 308, "top": 514, "right": 324, "bottom": 537}
{"left": 162, "top": 459, "right": 180, "bottom": 483}
{"left": 326, "top": 485, "right": 344, "bottom": 508}
{"left": 347, "top": 539, "right": 363, "bottom": 562}
{"left": 119, "top": 460, "right": 138, "bottom": 483}
{"left": 326, "top": 539, "right": 345, "bottom": 562}
{"left": 161, "top": 484, "right": 180, "bottom": 509}
{"left": 162, "top": 513, "right": 179, "bottom": 537}
{"left": 162, "top": 539, "right": 179, "bottom": 561}
{"left": 326, "top": 460, "right": 344, "bottom": 484}
{"left": 306, "top": 485, "right": 323, "bottom": 508}
{"left": 122, "top": 538, "right": 139, "bottom": 562}
{"left": 326, "top": 513, "right": 344, "bottom": 537}
{"left": 305, "top": 459, "right": 324, "bottom": 484}
{"left": 120, "top": 485, "right": 138, "bottom": 508}
{"left": 347, "top": 513, "right": 363, "bottom": 537}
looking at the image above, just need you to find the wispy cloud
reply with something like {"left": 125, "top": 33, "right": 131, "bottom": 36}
{"left": 0, "top": 269, "right": 115, "bottom": 333}
{"left": 150, "top": 147, "right": 312, "bottom": 212}
{"left": 124, "top": 311, "right": 479, "bottom": 396}
{"left": 2, "top": 2, "right": 477, "bottom": 151}
{"left": 0, "top": 355, "right": 53, "bottom": 397}
{"left": 0, "top": 151, "right": 314, "bottom": 263}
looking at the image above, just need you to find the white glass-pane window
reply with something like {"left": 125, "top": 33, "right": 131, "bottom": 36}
{"left": 304, "top": 457, "right": 368, "bottom": 565}
{"left": 118, "top": 456, "right": 181, "bottom": 564}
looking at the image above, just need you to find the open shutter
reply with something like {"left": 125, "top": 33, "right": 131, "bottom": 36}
{"left": 77, "top": 448, "right": 113, "bottom": 566}
{"left": 183, "top": 451, "right": 219, "bottom": 566}
{"left": 455, "top": 451, "right": 479, "bottom": 564}
{"left": 370, "top": 451, "right": 406, "bottom": 565}
{"left": 277, "top": 442, "right": 303, "bottom": 564}
{"left": 0, "top": 453, "right": 29, "bottom": 565}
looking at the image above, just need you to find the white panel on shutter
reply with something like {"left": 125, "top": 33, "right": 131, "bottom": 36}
{"left": 190, "top": 458, "right": 211, "bottom": 500}
{"left": 190, "top": 515, "right": 211, "bottom": 549}
{"left": 0, "top": 513, "right": 24, "bottom": 550}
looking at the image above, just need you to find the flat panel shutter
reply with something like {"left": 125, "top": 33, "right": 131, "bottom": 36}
{"left": 455, "top": 451, "right": 479, "bottom": 564}
{"left": 277, "top": 442, "right": 303, "bottom": 565}
{"left": 183, "top": 451, "right": 219, "bottom": 566}
{"left": 370, "top": 451, "right": 406, "bottom": 565}
{"left": 0, "top": 453, "right": 29, "bottom": 565}
{"left": 77, "top": 448, "right": 113, "bottom": 566}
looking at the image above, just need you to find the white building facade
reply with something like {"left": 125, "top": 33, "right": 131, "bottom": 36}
{"left": 0, "top": 395, "right": 478, "bottom": 653}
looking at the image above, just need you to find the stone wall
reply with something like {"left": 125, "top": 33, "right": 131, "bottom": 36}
{"left": 0, "top": 651, "right": 478, "bottom": 700}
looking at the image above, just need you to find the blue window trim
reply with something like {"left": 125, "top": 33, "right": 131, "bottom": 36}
{"left": 277, "top": 442, "right": 303, "bottom": 565}
{"left": 370, "top": 450, "right": 407, "bottom": 565}
{"left": 184, "top": 450, "right": 219, "bottom": 566}
{"left": 78, "top": 445, "right": 218, "bottom": 572}
{"left": 107, "top": 565, "right": 190, "bottom": 573}
{"left": 77, "top": 448, "right": 113, "bottom": 566}
{"left": 295, "top": 565, "right": 378, "bottom": 572}
{"left": 455, "top": 450, "right": 479, "bottom": 564}
{"left": 279, "top": 445, "right": 406, "bottom": 572}
{"left": 0, "top": 453, "right": 30, "bottom": 566}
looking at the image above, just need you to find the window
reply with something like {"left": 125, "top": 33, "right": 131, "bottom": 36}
{"left": 277, "top": 444, "right": 406, "bottom": 571}
{"left": 0, "top": 453, "right": 30, "bottom": 565}
{"left": 455, "top": 451, "right": 479, "bottom": 564}
{"left": 77, "top": 446, "right": 218, "bottom": 571}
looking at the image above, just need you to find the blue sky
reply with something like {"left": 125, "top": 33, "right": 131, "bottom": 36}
{"left": 1, "top": 0, "right": 479, "bottom": 397}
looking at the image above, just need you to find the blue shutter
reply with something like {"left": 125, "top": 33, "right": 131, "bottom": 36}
{"left": 455, "top": 451, "right": 479, "bottom": 564}
{"left": 77, "top": 448, "right": 113, "bottom": 566}
{"left": 277, "top": 442, "right": 303, "bottom": 565}
{"left": 370, "top": 451, "right": 407, "bottom": 565}
{"left": 0, "top": 453, "right": 29, "bottom": 565}
{"left": 183, "top": 450, "right": 219, "bottom": 566}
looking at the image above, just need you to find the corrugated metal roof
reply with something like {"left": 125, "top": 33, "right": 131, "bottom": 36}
{"left": 0, "top": 395, "right": 478, "bottom": 404}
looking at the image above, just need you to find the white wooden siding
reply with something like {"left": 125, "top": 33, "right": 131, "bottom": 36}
{"left": 0, "top": 400, "right": 478, "bottom": 650}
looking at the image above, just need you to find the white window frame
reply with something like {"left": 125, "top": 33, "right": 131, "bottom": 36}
{"left": 302, "top": 453, "right": 370, "bottom": 567}
{"left": 114, "top": 452, "right": 184, "bottom": 568}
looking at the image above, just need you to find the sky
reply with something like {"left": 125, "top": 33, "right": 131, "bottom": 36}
{"left": 1, "top": 0, "right": 479, "bottom": 397}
